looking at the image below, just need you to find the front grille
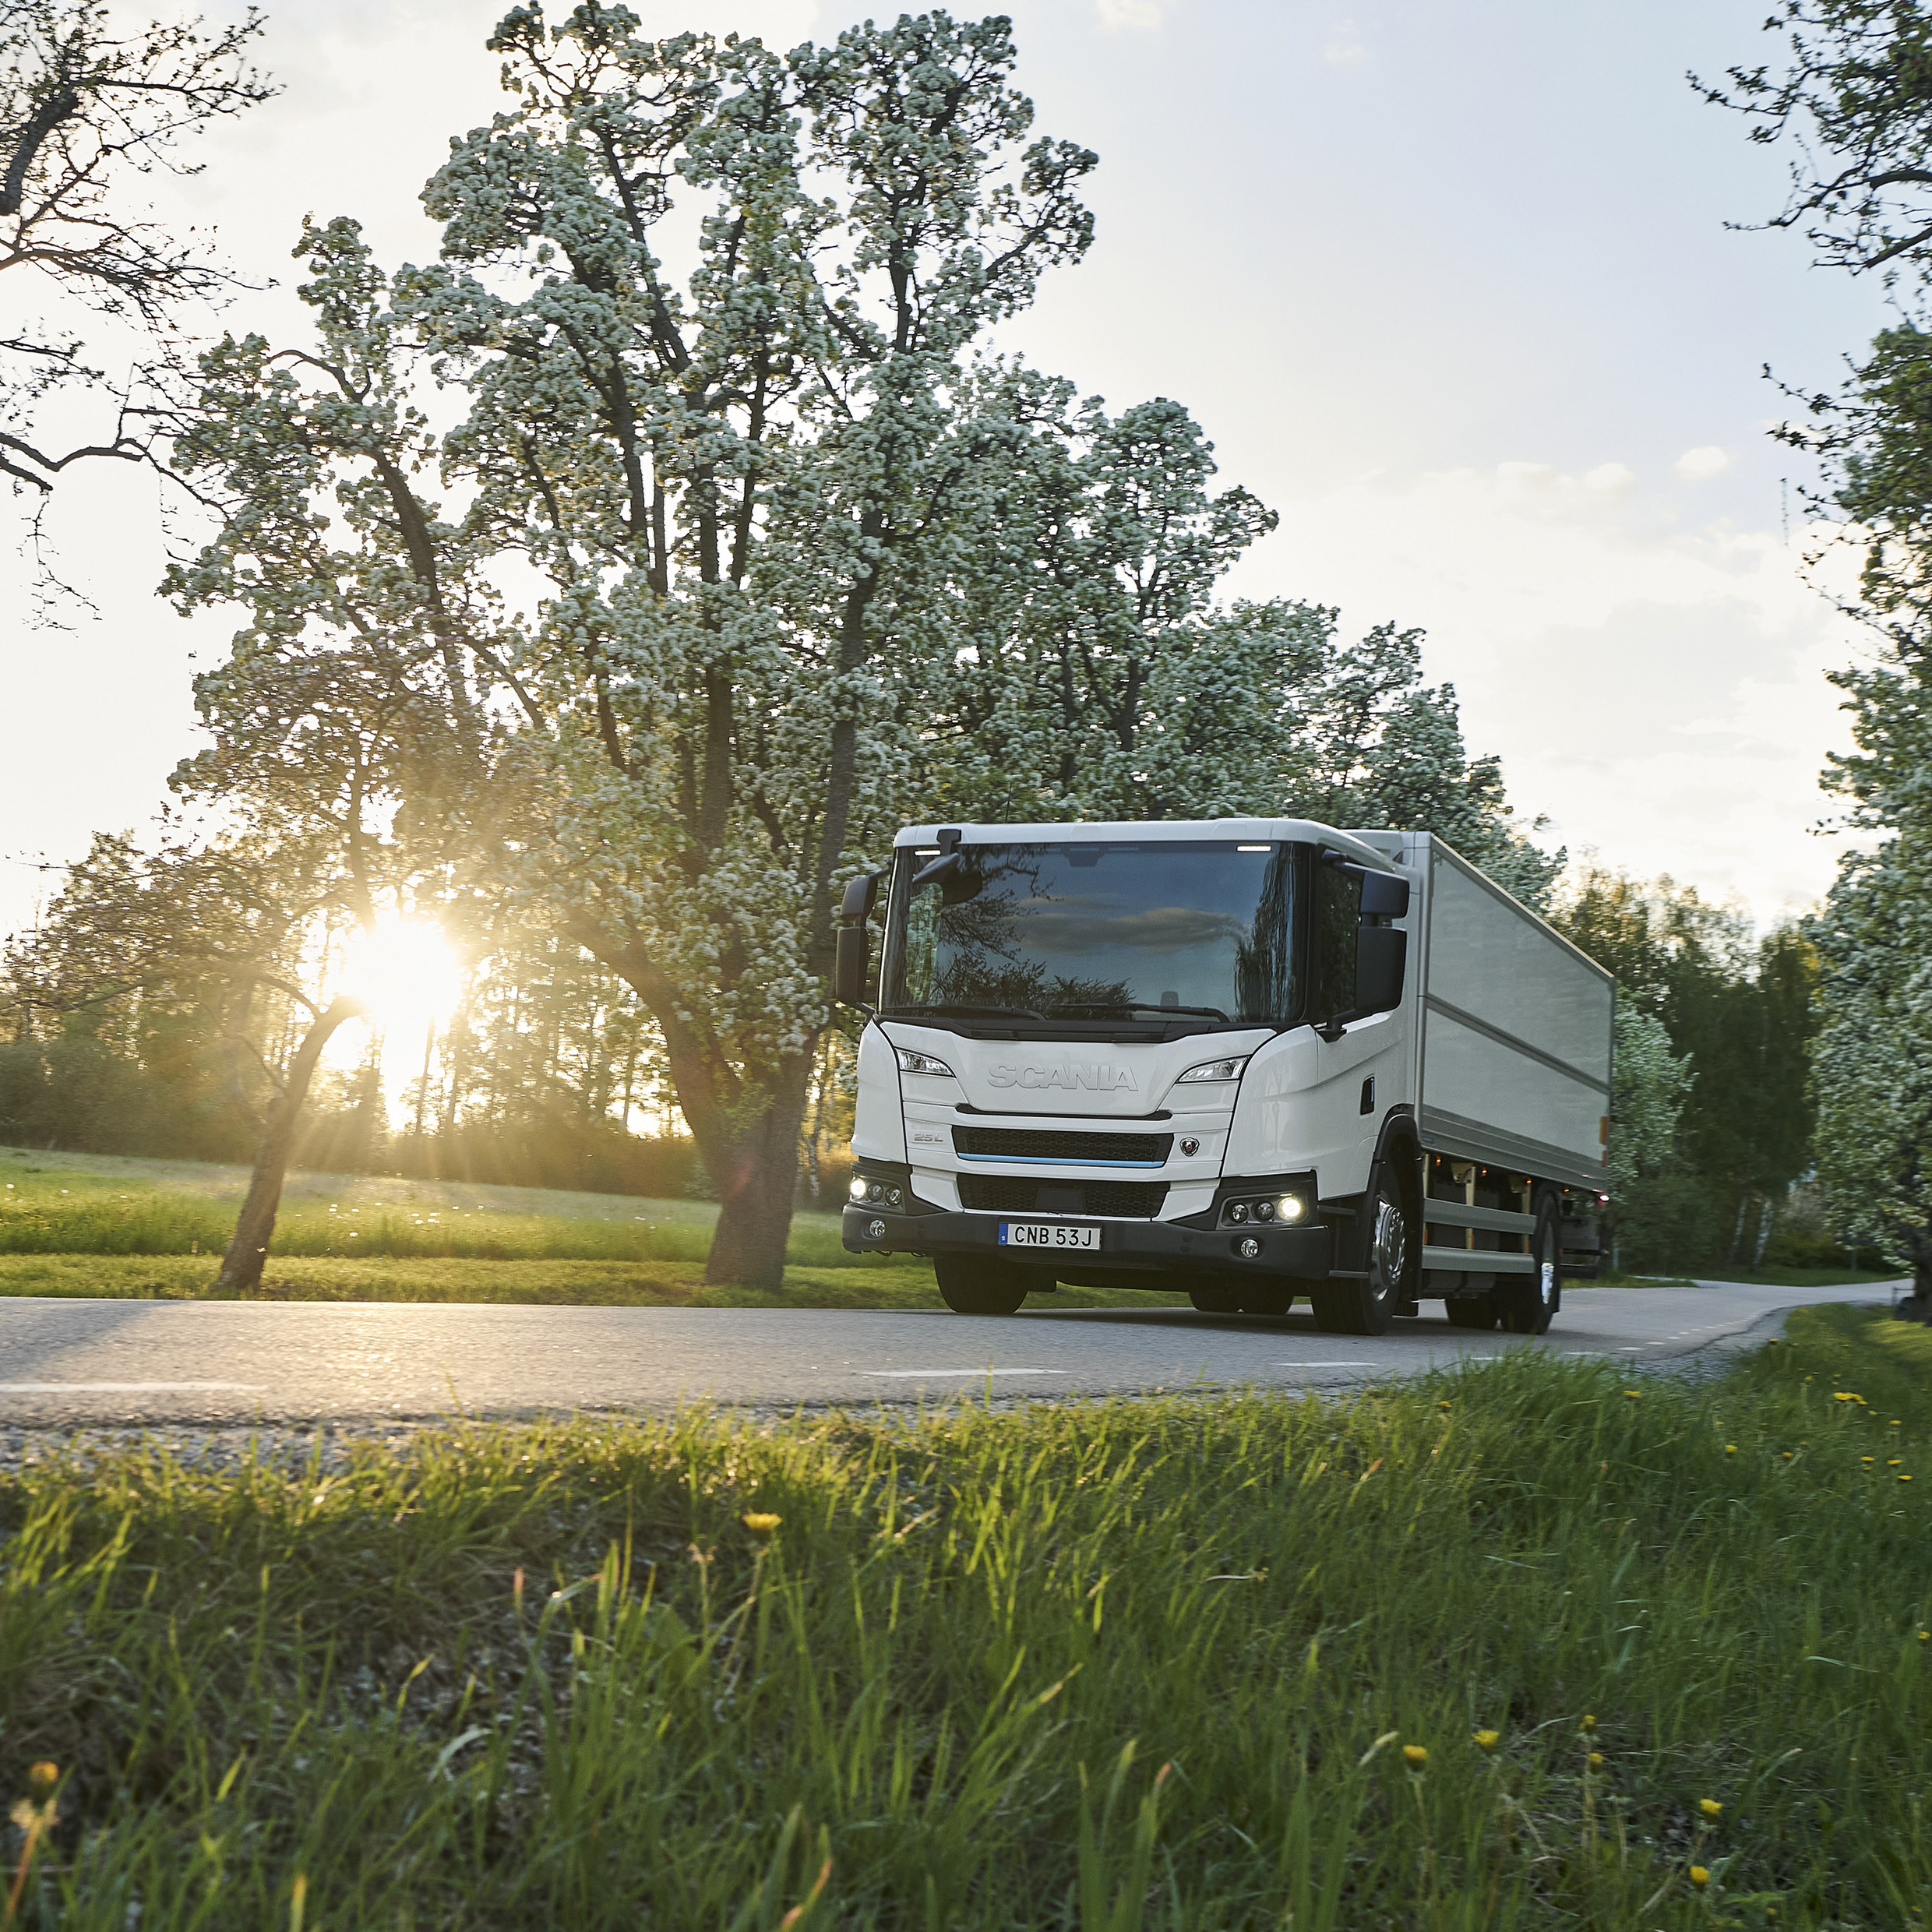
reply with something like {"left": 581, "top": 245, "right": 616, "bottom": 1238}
{"left": 953, "top": 1126, "right": 1173, "bottom": 1165}
{"left": 957, "top": 1176, "right": 1169, "bottom": 1218}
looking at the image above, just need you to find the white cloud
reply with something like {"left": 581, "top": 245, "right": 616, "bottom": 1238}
{"left": 1239, "top": 460, "right": 1864, "bottom": 926}
{"left": 1324, "top": 20, "right": 1370, "bottom": 63}
{"left": 1674, "top": 445, "right": 1731, "bottom": 481}
{"left": 1097, "top": 0, "right": 1162, "bottom": 28}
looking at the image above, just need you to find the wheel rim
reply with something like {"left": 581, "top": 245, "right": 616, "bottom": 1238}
{"left": 1373, "top": 1188, "right": 1408, "bottom": 1292}
{"left": 1539, "top": 1225, "right": 1557, "bottom": 1308}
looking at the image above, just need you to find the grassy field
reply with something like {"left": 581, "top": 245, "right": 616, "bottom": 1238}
{"left": 0, "top": 1146, "right": 1191, "bottom": 1310}
{"left": 2, "top": 1303, "right": 1928, "bottom": 1928}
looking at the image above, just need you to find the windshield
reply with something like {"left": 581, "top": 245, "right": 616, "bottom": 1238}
{"left": 880, "top": 841, "right": 1301, "bottom": 1027}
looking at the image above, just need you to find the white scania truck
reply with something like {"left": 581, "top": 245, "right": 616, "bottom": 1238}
{"left": 834, "top": 820, "right": 1613, "bottom": 1334}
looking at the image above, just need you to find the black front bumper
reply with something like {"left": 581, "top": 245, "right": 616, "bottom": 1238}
{"left": 841, "top": 1204, "right": 1333, "bottom": 1279}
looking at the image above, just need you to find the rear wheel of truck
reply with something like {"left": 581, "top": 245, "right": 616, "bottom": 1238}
{"left": 935, "top": 1255, "right": 1033, "bottom": 1315}
{"left": 1310, "top": 1163, "right": 1413, "bottom": 1337}
{"left": 1497, "top": 1193, "right": 1561, "bottom": 1336}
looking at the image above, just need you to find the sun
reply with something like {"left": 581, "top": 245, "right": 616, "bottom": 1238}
{"left": 338, "top": 917, "right": 465, "bottom": 1031}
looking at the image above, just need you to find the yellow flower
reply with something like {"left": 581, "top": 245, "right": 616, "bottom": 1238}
{"left": 1624, "top": 1389, "right": 1641, "bottom": 1400}
{"left": 1699, "top": 1798, "right": 1722, "bottom": 1817}
{"left": 741, "top": 1512, "right": 782, "bottom": 1534}
{"left": 26, "top": 1762, "right": 57, "bottom": 1796}
{"left": 1690, "top": 1865, "right": 1710, "bottom": 1890}
{"left": 1472, "top": 1729, "right": 1500, "bottom": 1753}
{"left": 1402, "top": 1744, "right": 1428, "bottom": 1768}
{"left": 1902, "top": 1474, "right": 1913, "bottom": 1483}
{"left": 1725, "top": 1444, "right": 1737, "bottom": 1454}
{"left": 1919, "top": 1631, "right": 1928, "bottom": 1643}
{"left": 1588, "top": 1751, "right": 1605, "bottom": 1768}
{"left": 1782, "top": 1451, "right": 1794, "bottom": 1460}
{"left": 1834, "top": 1392, "right": 1855, "bottom": 1402}
{"left": 1889, "top": 1459, "right": 1903, "bottom": 1468}
{"left": 1581, "top": 1712, "right": 1596, "bottom": 1732}
{"left": 1862, "top": 1456, "right": 1874, "bottom": 1465}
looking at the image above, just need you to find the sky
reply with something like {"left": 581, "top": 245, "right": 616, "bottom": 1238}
{"left": 0, "top": 0, "right": 1899, "bottom": 940}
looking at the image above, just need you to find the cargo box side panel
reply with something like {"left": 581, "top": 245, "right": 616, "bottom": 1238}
{"left": 1423, "top": 852, "right": 1613, "bottom": 1088}
{"left": 1419, "top": 1012, "right": 1606, "bottom": 1186}
{"left": 1418, "top": 844, "right": 1613, "bottom": 1189}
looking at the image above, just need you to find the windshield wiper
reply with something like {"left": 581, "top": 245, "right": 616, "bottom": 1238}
{"left": 1053, "top": 1002, "right": 1232, "bottom": 1021}
{"left": 887, "top": 1002, "right": 1050, "bottom": 1023}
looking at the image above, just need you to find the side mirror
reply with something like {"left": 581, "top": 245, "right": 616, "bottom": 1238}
{"left": 834, "top": 925, "right": 870, "bottom": 1007}
{"left": 1358, "top": 868, "right": 1409, "bottom": 919}
{"left": 841, "top": 873, "right": 878, "bottom": 925}
{"left": 835, "top": 870, "right": 881, "bottom": 1009}
{"left": 1356, "top": 926, "right": 1407, "bottom": 1016}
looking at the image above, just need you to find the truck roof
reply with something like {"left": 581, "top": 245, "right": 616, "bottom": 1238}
{"left": 891, "top": 818, "right": 1403, "bottom": 873}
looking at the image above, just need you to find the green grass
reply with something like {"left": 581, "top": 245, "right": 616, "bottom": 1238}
{"left": 0, "top": 1250, "right": 1188, "bottom": 1312}
{"left": 3, "top": 1305, "right": 1930, "bottom": 1928}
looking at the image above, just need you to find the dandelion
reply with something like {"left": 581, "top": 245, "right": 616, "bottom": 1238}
{"left": 1589, "top": 1751, "right": 1604, "bottom": 1768}
{"left": 1581, "top": 1713, "right": 1596, "bottom": 1732}
{"left": 1863, "top": 1456, "right": 1875, "bottom": 1465}
{"left": 1890, "top": 1459, "right": 1904, "bottom": 1468}
{"left": 1624, "top": 1389, "right": 1641, "bottom": 1400}
{"left": 1472, "top": 1729, "right": 1500, "bottom": 1753}
{"left": 1402, "top": 1744, "right": 1428, "bottom": 1768}
{"left": 26, "top": 1765, "right": 55, "bottom": 1797}
{"left": 1902, "top": 1474, "right": 1914, "bottom": 1483}
{"left": 1835, "top": 1392, "right": 1856, "bottom": 1402}
{"left": 1690, "top": 1865, "right": 1710, "bottom": 1889}
{"left": 1726, "top": 1444, "right": 1737, "bottom": 1454}
{"left": 1782, "top": 1451, "right": 1794, "bottom": 1460}
{"left": 742, "top": 1511, "right": 782, "bottom": 1534}
{"left": 1700, "top": 1798, "right": 1722, "bottom": 1817}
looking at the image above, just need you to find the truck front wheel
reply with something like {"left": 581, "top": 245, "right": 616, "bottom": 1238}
{"left": 935, "top": 1254, "right": 1033, "bottom": 1315}
{"left": 1497, "top": 1193, "right": 1561, "bottom": 1336}
{"left": 1310, "top": 1164, "right": 1413, "bottom": 1337}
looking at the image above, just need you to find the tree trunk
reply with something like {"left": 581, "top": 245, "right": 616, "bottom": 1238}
{"left": 1751, "top": 1194, "right": 1776, "bottom": 1272}
{"left": 694, "top": 1054, "right": 816, "bottom": 1291}
{"left": 1725, "top": 1189, "right": 1750, "bottom": 1267}
{"left": 215, "top": 996, "right": 364, "bottom": 1294}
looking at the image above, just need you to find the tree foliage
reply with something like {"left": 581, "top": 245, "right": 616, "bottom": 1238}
{"left": 1553, "top": 870, "right": 1814, "bottom": 1269}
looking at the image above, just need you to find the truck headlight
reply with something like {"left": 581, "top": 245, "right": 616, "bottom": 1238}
{"left": 1276, "top": 1194, "right": 1306, "bottom": 1222}
{"left": 848, "top": 1176, "right": 869, "bottom": 1202}
{"left": 894, "top": 1047, "right": 955, "bottom": 1077}
{"left": 1177, "top": 1056, "right": 1250, "bottom": 1084}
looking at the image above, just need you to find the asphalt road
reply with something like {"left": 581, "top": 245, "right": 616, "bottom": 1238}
{"left": 0, "top": 1279, "right": 1895, "bottom": 1427}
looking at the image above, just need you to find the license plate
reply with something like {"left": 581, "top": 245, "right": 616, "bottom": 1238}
{"left": 999, "top": 1222, "right": 1103, "bottom": 1250}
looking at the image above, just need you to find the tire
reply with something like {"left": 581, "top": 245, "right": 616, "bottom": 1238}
{"left": 1445, "top": 1295, "right": 1499, "bottom": 1331}
{"left": 1188, "top": 1282, "right": 1243, "bottom": 1314}
{"left": 1310, "top": 1158, "right": 1414, "bottom": 1337}
{"left": 1497, "top": 1191, "right": 1561, "bottom": 1336}
{"left": 935, "top": 1254, "right": 1032, "bottom": 1315}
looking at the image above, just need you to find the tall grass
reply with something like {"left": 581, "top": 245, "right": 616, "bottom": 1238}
{"left": 2, "top": 1305, "right": 1928, "bottom": 1927}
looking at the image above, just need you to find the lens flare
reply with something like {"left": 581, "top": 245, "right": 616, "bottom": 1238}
{"left": 338, "top": 918, "right": 464, "bottom": 1028}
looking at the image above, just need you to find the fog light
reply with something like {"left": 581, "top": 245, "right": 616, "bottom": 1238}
{"left": 849, "top": 1176, "right": 868, "bottom": 1202}
{"left": 1276, "top": 1195, "right": 1305, "bottom": 1222}
{"left": 868, "top": 1182, "right": 888, "bottom": 1203}
{"left": 886, "top": 1186, "right": 903, "bottom": 1208}
{"left": 1253, "top": 1200, "right": 1275, "bottom": 1222}
{"left": 1236, "top": 1236, "right": 1262, "bottom": 1260}
{"left": 867, "top": 1218, "right": 887, "bottom": 1239}
{"left": 1228, "top": 1202, "right": 1249, "bottom": 1223}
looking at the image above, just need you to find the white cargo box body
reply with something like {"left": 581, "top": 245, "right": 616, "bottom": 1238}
{"left": 1362, "top": 831, "right": 1613, "bottom": 1190}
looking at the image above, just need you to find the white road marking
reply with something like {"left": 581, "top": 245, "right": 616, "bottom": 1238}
{"left": 1274, "top": 1361, "right": 1377, "bottom": 1367}
{"left": 860, "top": 1368, "right": 1069, "bottom": 1378}
{"left": 0, "top": 1381, "right": 261, "bottom": 1393}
